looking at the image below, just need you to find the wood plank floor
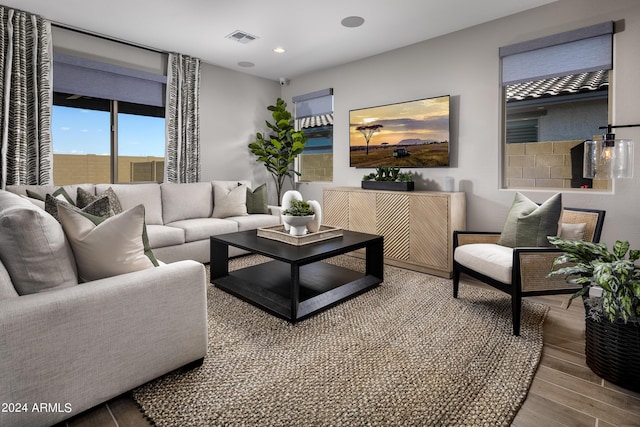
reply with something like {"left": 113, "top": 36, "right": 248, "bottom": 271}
{"left": 54, "top": 274, "right": 640, "bottom": 427}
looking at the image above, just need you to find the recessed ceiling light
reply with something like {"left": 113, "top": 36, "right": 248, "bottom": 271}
{"left": 273, "top": 47, "right": 286, "bottom": 54}
{"left": 341, "top": 16, "right": 365, "bottom": 28}
{"left": 237, "top": 61, "right": 255, "bottom": 68}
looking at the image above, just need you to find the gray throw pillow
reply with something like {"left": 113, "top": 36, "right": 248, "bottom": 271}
{"left": 498, "top": 192, "right": 562, "bottom": 248}
{"left": 77, "top": 187, "right": 123, "bottom": 214}
{"left": 246, "top": 183, "right": 269, "bottom": 214}
{"left": 45, "top": 193, "right": 113, "bottom": 222}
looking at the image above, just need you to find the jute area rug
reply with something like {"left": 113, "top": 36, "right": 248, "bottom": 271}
{"left": 133, "top": 255, "right": 547, "bottom": 426}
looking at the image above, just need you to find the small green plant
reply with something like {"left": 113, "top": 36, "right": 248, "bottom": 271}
{"left": 362, "top": 167, "right": 413, "bottom": 182}
{"left": 282, "top": 199, "right": 315, "bottom": 216}
{"left": 548, "top": 236, "right": 640, "bottom": 323}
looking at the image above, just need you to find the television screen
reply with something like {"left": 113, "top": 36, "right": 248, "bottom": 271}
{"left": 349, "top": 95, "right": 450, "bottom": 168}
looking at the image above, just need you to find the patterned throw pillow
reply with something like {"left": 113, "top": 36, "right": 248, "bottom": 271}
{"left": 77, "top": 187, "right": 123, "bottom": 214}
{"left": 246, "top": 183, "right": 269, "bottom": 214}
{"left": 497, "top": 192, "right": 562, "bottom": 248}
{"left": 45, "top": 194, "right": 113, "bottom": 223}
{"left": 57, "top": 203, "right": 158, "bottom": 282}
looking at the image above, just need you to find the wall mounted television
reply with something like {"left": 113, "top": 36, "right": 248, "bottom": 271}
{"left": 349, "top": 94, "right": 450, "bottom": 168}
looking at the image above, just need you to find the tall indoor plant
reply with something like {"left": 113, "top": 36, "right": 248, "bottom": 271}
{"left": 248, "top": 98, "right": 307, "bottom": 204}
{"left": 547, "top": 236, "right": 640, "bottom": 391}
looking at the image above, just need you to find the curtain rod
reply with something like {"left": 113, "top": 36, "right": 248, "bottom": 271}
{"left": 51, "top": 22, "right": 167, "bottom": 55}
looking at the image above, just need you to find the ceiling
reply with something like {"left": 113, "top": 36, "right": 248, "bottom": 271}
{"left": 4, "top": 0, "right": 557, "bottom": 82}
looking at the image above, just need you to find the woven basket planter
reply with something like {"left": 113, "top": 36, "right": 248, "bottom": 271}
{"left": 585, "top": 316, "right": 640, "bottom": 392}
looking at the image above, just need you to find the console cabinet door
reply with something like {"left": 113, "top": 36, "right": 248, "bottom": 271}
{"left": 349, "top": 191, "right": 377, "bottom": 234}
{"left": 323, "top": 189, "right": 349, "bottom": 229}
{"left": 376, "top": 192, "right": 410, "bottom": 261}
{"left": 409, "top": 194, "right": 449, "bottom": 270}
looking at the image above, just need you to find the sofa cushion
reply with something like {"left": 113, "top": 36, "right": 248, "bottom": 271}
{"left": 161, "top": 182, "right": 213, "bottom": 223}
{"left": 27, "top": 187, "right": 75, "bottom": 205}
{"left": 58, "top": 203, "right": 158, "bottom": 282}
{"left": 45, "top": 193, "right": 113, "bottom": 222}
{"left": 166, "top": 218, "right": 238, "bottom": 243}
{"left": 0, "top": 261, "right": 18, "bottom": 300}
{"left": 7, "top": 184, "right": 95, "bottom": 202}
{"left": 246, "top": 183, "right": 269, "bottom": 214}
{"left": 0, "top": 190, "right": 78, "bottom": 295}
{"left": 212, "top": 182, "right": 248, "bottom": 218}
{"left": 77, "top": 187, "right": 123, "bottom": 214}
{"left": 146, "top": 224, "right": 186, "bottom": 249}
{"left": 454, "top": 243, "right": 514, "bottom": 284}
{"left": 96, "top": 183, "right": 163, "bottom": 225}
{"left": 228, "top": 214, "right": 281, "bottom": 232}
{"left": 498, "top": 192, "right": 562, "bottom": 248}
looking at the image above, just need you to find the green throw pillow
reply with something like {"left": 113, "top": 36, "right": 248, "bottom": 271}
{"left": 246, "top": 183, "right": 269, "bottom": 214}
{"left": 498, "top": 192, "right": 562, "bottom": 248}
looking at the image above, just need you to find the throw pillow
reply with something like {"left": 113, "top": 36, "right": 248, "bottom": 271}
{"left": 26, "top": 187, "right": 75, "bottom": 205}
{"left": 77, "top": 187, "right": 123, "bottom": 214}
{"left": 0, "top": 191, "right": 78, "bottom": 295}
{"left": 212, "top": 182, "right": 248, "bottom": 218}
{"left": 57, "top": 203, "right": 159, "bottom": 282}
{"left": 246, "top": 183, "right": 269, "bottom": 214}
{"left": 559, "top": 222, "right": 587, "bottom": 241}
{"left": 45, "top": 193, "right": 113, "bottom": 222}
{"left": 498, "top": 192, "right": 562, "bottom": 248}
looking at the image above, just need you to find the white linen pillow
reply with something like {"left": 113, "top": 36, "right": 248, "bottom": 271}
{"left": 57, "top": 203, "right": 158, "bottom": 282}
{"left": 212, "top": 183, "right": 248, "bottom": 218}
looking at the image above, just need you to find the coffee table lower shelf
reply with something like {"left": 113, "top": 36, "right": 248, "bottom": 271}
{"left": 212, "top": 260, "right": 381, "bottom": 321}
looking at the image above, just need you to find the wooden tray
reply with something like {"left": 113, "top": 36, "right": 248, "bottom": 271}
{"left": 257, "top": 224, "right": 343, "bottom": 246}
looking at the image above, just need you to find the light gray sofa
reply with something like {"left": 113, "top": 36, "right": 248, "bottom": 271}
{"left": 0, "top": 189, "right": 209, "bottom": 427}
{"left": 6, "top": 180, "right": 281, "bottom": 263}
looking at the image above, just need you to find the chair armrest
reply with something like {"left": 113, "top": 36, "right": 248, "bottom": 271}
{"left": 454, "top": 230, "right": 501, "bottom": 247}
{"left": 514, "top": 247, "right": 581, "bottom": 293}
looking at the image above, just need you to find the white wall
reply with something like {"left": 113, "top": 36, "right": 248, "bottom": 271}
{"left": 281, "top": 0, "right": 640, "bottom": 248}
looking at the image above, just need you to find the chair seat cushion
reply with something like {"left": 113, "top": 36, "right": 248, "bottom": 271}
{"left": 454, "top": 243, "right": 513, "bottom": 284}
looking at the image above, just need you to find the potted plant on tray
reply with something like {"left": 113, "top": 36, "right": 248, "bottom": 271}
{"left": 281, "top": 200, "right": 316, "bottom": 236}
{"left": 248, "top": 98, "right": 308, "bottom": 204}
{"left": 362, "top": 166, "right": 414, "bottom": 191}
{"left": 547, "top": 236, "right": 640, "bottom": 392}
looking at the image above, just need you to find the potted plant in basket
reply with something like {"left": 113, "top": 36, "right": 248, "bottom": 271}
{"left": 248, "top": 98, "right": 308, "bottom": 204}
{"left": 362, "top": 166, "right": 414, "bottom": 191}
{"left": 547, "top": 236, "right": 640, "bottom": 391}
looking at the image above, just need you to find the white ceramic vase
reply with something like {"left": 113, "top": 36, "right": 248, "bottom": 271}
{"left": 280, "top": 190, "right": 303, "bottom": 231}
{"left": 306, "top": 200, "right": 322, "bottom": 233}
{"left": 281, "top": 214, "right": 315, "bottom": 236}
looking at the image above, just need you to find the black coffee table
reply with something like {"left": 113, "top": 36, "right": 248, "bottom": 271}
{"left": 210, "top": 229, "right": 384, "bottom": 322}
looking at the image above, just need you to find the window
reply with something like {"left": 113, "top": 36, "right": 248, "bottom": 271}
{"left": 500, "top": 22, "right": 613, "bottom": 190}
{"left": 51, "top": 52, "right": 167, "bottom": 185}
{"left": 294, "top": 89, "right": 334, "bottom": 182}
{"left": 52, "top": 93, "right": 165, "bottom": 184}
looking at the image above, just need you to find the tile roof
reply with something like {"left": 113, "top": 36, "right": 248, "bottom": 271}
{"left": 506, "top": 70, "right": 608, "bottom": 102}
{"left": 298, "top": 114, "right": 333, "bottom": 129}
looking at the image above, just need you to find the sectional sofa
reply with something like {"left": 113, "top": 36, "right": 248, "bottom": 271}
{"left": 0, "top": 180, "right": 280, "bottom": 427}
{"left": 6, "top": 180, "right": 281, "bottom": 263}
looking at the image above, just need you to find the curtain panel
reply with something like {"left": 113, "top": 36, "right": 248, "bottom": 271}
{"left": 0, "top": 7, "right": 53, "bottom": 189}
{"left": 165, "top": 53, "right": 201, "bottom": 183}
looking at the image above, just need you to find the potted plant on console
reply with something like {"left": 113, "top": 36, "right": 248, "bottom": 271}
{"left": 547, "top": 236, "right": 640, "bottom": 392}
{"left": 362, "top": 167, "right": 414, "bottom": 191}
{"left": 249, "top": 98, "right": 308, "bottom": 204}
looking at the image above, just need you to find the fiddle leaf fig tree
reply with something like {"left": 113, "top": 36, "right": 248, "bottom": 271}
{"left": 248, "top": 98, "right": 307, "bottom": 204}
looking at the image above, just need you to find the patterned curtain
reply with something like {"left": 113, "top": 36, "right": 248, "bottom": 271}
{"left": 0, "top": 7, "right": 53, "bottom": 189}
{"left": 165, "top": 53, "right": 201, "bottom": 183}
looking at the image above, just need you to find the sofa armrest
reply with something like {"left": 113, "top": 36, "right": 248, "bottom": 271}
{"left": 268, "top": 204, "right": 282, "bottom": 218}
{"left": 0, "top": 260, "right": 207, "bottom": 427}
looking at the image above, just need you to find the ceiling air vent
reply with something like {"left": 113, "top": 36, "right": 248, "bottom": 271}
{"left": 226, "top": 30, "right": 259, "bottom": 44}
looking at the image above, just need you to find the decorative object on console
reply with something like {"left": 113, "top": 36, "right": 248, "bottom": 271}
{"left": 547, "top": 236, "right": 639, "bottom": 392}
{"left": 350, "top": 95, "right": 450, "bottom": 168}
{"left": 583, "top": 124, "right": 637, "bottom": 180}
{"left": 281, "top": 199, "right": 315, "bottom": 236}
{"left": 362, "top": 167, "right": 414, "bottom": 191}
{"left": 248, "top": 98, "right": 308, "bottom": 204}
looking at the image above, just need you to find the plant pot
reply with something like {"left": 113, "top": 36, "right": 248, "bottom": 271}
{"left": 281, "top": 214, "right": 315, "bottom": 236}
{"left": 361, "top": 181, "right": 415, "bottom": 191}
{"left": 584, "top": 310, "right": 640, "bottom": 392}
